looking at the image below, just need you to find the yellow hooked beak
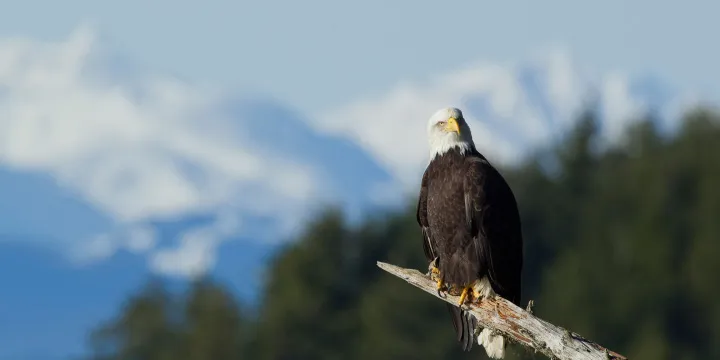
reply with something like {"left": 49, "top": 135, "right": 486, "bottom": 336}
{"left": 445, "top": 117, "right": 460, "bottom": 134}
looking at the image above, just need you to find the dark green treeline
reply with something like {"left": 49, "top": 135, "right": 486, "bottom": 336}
{"left": 84, "top": 107, "right": 720, "bottom": 360}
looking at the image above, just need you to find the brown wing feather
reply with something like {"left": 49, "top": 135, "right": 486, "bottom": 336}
{"left": 416, "top": 168, "right": 434, "bottom": 261}
{"left": 464, "top": 154, "right": 523, "bottom": 305}
{"left": 417, "top": 164, "right": 477, "bottom": 352}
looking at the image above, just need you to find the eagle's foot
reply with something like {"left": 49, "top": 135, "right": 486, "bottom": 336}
{"left": 428, "top": 266, "right": 441, "bottom": 283}
{"left": 457, "top": 278, "right": 495, "bottom": 306}
{"left": 458, "top": 285, "right": 472, "bottom": 306}
{"left": 436, "top": 278, "right": 446, "bottom": 298}
{"left": 428, "top": 258, "right": 445, "bottom": 297}
{"left": 469, "top": 277, "right": 495, "bottom": 305}
{"left": 427, "top": 258, "right": 440, "bottom": 278}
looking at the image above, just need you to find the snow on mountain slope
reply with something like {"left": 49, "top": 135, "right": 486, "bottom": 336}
{"left": 313, "top": 49, "right": 705, "bottom": 191}
{"left": 0, "top": 25, "right": 709, "bottom": 278}
{"left": 0, "top": 25, "right": 392, "bottom": 277}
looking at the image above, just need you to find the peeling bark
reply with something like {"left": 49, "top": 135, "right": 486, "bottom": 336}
{"left": 377, "top": 261, "right": 627, "bottom": 360}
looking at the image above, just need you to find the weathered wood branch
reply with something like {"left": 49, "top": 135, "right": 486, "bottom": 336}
{"left": 377, "top": 261, "right": 627, "bottom": 360}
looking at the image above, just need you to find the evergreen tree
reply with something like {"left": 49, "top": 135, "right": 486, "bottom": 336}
{"left": 85, "top": 105, "right": 720, "bottom": 360}
{"left": 87, "top": 280, "right": 180, "bottom": 360}
{"left": 181, "top": 279, "right": 247, "bottom": 360}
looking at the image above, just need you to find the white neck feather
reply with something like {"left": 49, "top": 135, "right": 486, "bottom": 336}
{"left": 429, "top": 136, "right": 472, "bottom": 160}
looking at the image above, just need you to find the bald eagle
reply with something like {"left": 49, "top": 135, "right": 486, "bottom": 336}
{"left": 416, "top": 107, "right": 523, "bottom": 359}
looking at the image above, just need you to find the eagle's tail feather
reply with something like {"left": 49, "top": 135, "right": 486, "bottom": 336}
{"left": 446, "top": 304, "right": 476, "bottom": 351}
{"left": 478, "top": 328, "right": 506, "bottom": 359}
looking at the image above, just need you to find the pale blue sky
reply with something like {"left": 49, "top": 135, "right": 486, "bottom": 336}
{"left": 1, "top": 0, "right": 717, "bottom": 114}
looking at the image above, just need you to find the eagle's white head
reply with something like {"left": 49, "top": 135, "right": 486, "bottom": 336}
{"left": 427, "top": 107, "right": 475, "bottom": 159}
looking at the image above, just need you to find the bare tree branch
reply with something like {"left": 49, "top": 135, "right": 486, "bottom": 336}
{"left": 376, "top": 261, "right": 627, "bottom": 360}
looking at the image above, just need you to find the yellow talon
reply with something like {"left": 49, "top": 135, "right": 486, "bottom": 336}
{"left": 436, "top": 278, "right": 444, "bottom": 290}
{"left": 431, "top": 266, "right": 440, "bottom": 274}
{"left": 458, "top": 286, "right": 471, "bottom": 305}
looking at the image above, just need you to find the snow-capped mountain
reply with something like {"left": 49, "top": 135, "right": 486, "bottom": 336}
{"left": 0, "top": 27, "right": 708, "bottom": 283}
{"left": 313, "top": 50, "right": 704, "bottom": 195}
{"left": 0, "top": 27, "right": 395, "bottom": 280}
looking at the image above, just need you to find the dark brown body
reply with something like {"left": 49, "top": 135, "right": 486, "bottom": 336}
{"left": 417, "top": 146, "right": 523, "bottom": 351}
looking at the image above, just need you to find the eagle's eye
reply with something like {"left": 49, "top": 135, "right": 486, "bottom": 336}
{"left": 437, "top": 121, "right": 447, "bottom": 127}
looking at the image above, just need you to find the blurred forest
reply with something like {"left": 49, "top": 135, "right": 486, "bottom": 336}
{"left": 84, "top": 106, "right": 720, "bottom": 360}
